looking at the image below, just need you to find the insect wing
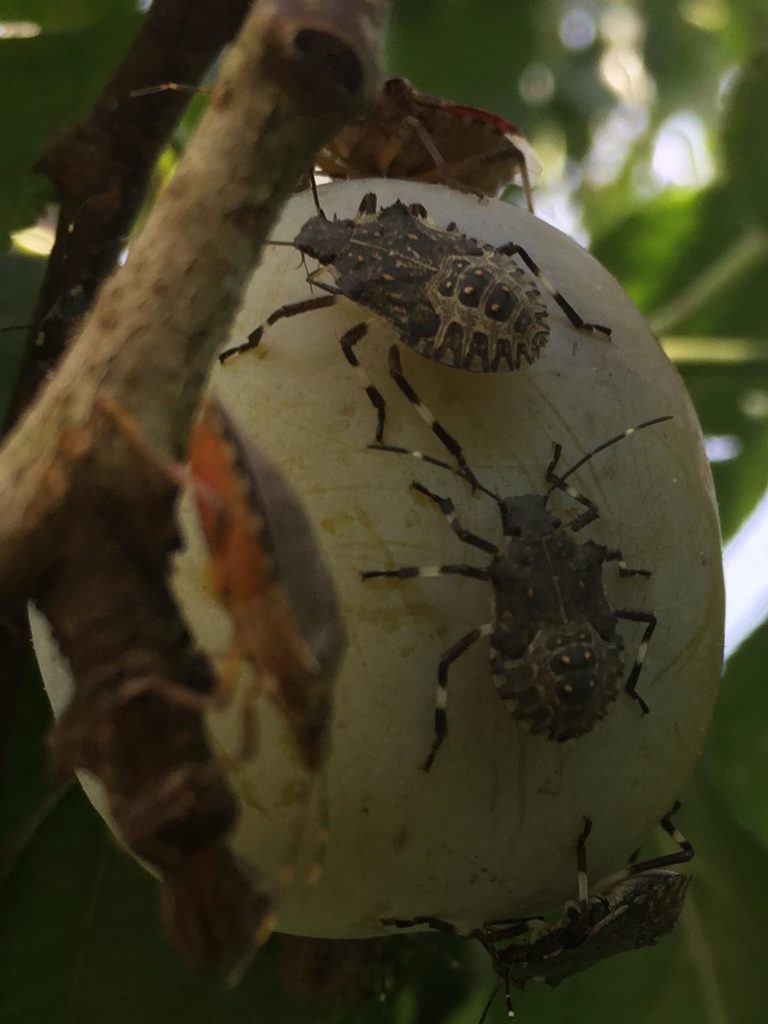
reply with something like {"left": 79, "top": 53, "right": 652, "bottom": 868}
{"left": 315, "top": 77, "right": 541, "bottom": 201}
{"left": 404, "top": 87, "right": 543, "bottom": 191}
{"left": 581, "top": 871, "right": 691, "bottom": 961}
{"left": 189, "top": 401, "right": 279, "bottom": 627}
{"left": 531, "top": 871, "right": 691, "bottom": 988}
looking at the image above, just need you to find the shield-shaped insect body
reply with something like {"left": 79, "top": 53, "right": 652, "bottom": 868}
{"left": 219, "top": 190, "right": 611, "bottom": 446}
{"left": 363, "top": 347, "right": 667, "bottom": 768}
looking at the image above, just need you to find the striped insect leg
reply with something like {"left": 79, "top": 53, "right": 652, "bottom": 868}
{"left": 497, "top": 242, "right": 611, "bottom": 338}
{"left": 614, "top": 608, "right": 657, "bottom": 714}
{"left": 338, "top": 322, "right": 388, "bottom": 442}
{"left": 219, "top": 294, "right": 337, "bottom": 363}
{"left": 387, "top": 345, "right": 483, "bottom": 489}
{"left": 423, "top": 623, "right": 493, "bottom": 771}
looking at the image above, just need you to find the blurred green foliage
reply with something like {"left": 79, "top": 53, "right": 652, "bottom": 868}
{"left": 0, "top": 3, "right": 140, "bottom": 247}
{"left": 1, "top": 0, "right": 767, "bottom": 1022}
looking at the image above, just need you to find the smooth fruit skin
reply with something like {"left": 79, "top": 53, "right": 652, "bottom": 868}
{"left": 34, "top": 180, "right": 723, "bottom": 940}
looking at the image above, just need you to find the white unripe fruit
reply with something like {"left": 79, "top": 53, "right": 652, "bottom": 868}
{"left": 33, "top": 180, "right": 723, "bottom": 941}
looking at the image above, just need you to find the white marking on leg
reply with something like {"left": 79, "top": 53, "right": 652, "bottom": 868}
{"left": 415, "top": 402, "right": 435, "bottom": 427}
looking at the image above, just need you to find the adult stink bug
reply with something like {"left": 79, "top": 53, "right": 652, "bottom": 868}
{"left": 188, "top": 398, "right": 346, "bottom": 773}
{"left": 219, "top": 193, "right": 610, "bottom": 447}
{"left": 384, "top": 805, "right": 693, "bottom": 1019}
{"left": 363, "top": 348, "right": 668, "bottom": 769}
{"left": 95, "top": 395, "right": 346, "bottom": 774}
{"left": 314, "top": 77, "right": 541, "bottom": 212}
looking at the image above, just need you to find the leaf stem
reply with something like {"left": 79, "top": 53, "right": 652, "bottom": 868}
{"left": 650, "top": 225, "right": 768, "bottom": 335}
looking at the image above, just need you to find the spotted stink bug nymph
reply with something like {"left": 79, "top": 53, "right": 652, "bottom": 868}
{"left": 383, "top": 804, "right": 693, "bottom": 1019}
{"left": 362, "top": 349, "right": 670, "bottom": 769}
{"left": 219, "top": 192, "right": 611, "bottom": 446}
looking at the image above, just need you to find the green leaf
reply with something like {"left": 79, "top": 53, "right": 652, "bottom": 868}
{"left": 0, "top": 650, "right": 59, "bottom": 876}
{"left": 387, "top": 0, "right": 542, "bottom": 130}
{"left": 0, "top": 12, "right": 141, "bottom": 250}
{"left": 592, "top": 190, "right": 710, "bottom": 314}
{"left": 681, "top": 366, "right": 768, "bottom": 540}
{"left": 702, "top": 620, "right": 768, "bottom": 850}
{"left": 592, "top": 185, "right": 768, "bottom": 338}
{"left": 0, "top": 249, "right": 46, "bottom": 417}
{"left": 0, "top": 0, "right": 135, "bottom": 32}
{"left": 722, "top": 52, "right": 768, "bottom": 228}
{"left": 593, "top": 190, "right": 768, "bottom": 540}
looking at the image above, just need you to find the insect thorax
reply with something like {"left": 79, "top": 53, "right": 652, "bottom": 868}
{"left": 420, "top": 251, "right": 549, "bottom": 371}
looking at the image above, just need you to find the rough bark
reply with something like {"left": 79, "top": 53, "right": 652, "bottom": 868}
{"left": 0, "top": 0, "right": 388, "bottom": 968}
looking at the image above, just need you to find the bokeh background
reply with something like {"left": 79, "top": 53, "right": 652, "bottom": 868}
{"left": 1, "top": 1, "right": 767, "bottom": 1021}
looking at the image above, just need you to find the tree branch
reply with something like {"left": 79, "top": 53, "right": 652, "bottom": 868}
{"left": 0, "top": 0, "right": 255, "bottom": 801}
{"left": 0, "top": 0, "right": 388, "bottom": 968}
{"left": 7, "top": 0, "right": 256, "bottom": 425}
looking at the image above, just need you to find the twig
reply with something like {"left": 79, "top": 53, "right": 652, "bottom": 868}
{"left": 660, "top": 335, "right": 768, "bottom": 364}
{"left": 649, "top": 225, "right": 768, "bottom": 336}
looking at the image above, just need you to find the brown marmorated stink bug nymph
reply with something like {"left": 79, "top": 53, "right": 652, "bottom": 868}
{"left": 363, "top": 349, "right": 669, "bottom": 769}
{"left": 219, "top": 193, "right": 611, "bottom": 446}
{"left": 384, "top": 805, "right": 693, "bottom": 1020}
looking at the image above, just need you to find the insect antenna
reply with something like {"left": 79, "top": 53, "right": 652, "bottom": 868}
{"left": 129, "top": 81, "right": 207, "bottom": 99}
{"left": 550, "top": 415, "right": 673, "bottom": 490}
{"left": 368, "top": 442, "right": 498, "bottom": 502}
{"left": 576, "top": 817, "right": 593, "bottom": 923}
{"left": 309, "top": 168, "right": 325, "bottom": 217}
{"left": 477, "top": 982, "right": 500, "bottom": 1024}
{"left": 503, "top": 967, "right": 517, "bottom": 1020}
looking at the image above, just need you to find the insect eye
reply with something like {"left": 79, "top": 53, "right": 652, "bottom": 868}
{"left": 551, "top": 516, "right": 562, "bottom": 529}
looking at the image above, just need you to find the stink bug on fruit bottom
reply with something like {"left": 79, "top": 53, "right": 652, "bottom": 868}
{"left": 219, "top": 190, "right": 610, "bottom": 447}
{"left": 383, "top": 805, "right": 693, "bottom": 1019}
{"left": 314, "top": 77, "right": 542, "bottom": 212}
{"left": 33, "top": 181, "right": 723, "bottom": 941}
{"left": 363, "top": 348, "right": 669, "bottom": 768}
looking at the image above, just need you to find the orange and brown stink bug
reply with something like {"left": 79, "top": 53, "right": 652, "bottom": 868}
{"left": 188, "top": 398, "right": 346, "bottom": 775}
{"left": 315, "top": 77, "right": 542, "bottom": 211}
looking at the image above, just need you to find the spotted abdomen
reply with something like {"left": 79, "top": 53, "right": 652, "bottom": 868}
{"left": 419, "top": 253, "right": 549, "bottom": 371}
{"left": 491, "top": 621, "right": 624, "bottom": 741}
